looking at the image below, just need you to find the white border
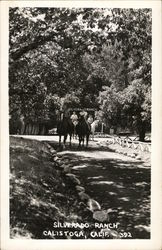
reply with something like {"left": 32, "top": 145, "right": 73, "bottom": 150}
{"left": 0, "top": 1, "right": 162, "bottom": 250}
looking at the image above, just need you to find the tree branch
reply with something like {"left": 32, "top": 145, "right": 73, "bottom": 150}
{"left": 10, "top": 33, "right": 59, "bottom": 61}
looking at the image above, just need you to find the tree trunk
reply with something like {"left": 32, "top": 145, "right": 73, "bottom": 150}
{"left": 138, "top": 122, "right": 146, "bottom": 142}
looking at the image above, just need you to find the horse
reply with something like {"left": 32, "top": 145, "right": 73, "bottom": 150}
{"left": 76, "top": 116, "right": 91, "bottom": 147}
{"left": 90, "top": 120, "right": 99, "bottom": 141}
{"left": 56, "top": 115, "right": 74, "bottom": 148}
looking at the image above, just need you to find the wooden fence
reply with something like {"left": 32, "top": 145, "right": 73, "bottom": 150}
{"left": 108, "top": 135, "right": 151, "bottom": 152}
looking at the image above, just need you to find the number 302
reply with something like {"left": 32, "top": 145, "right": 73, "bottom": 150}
{"left": 120, "top": 232, "right": 132, "bottom": 238}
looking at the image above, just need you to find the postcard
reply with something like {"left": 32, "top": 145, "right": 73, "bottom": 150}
{"left": 0, "top": 1, "right": 162, "bottom": 250}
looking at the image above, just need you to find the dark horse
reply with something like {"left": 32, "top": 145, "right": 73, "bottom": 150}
{"left": 57, "top": 115, "right": 74, "bottom": 148}
{"left": 76, "top": 116, "right": 91, "bottom": 147}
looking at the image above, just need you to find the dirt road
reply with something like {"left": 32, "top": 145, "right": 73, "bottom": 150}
{"left": 57, "top": 147, "right": 150, "bottom": 238}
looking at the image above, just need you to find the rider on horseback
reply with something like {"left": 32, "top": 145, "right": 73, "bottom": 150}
{"left": 79, "top": 111, "right": 91, "bottom": 133}
{"left": 70, "top": 111, "right": 78, "bottom": 138}
{"left": 70, "top": 111, "right": 78, "bottom": 125}
{"left": 87, "top": 114, "right": 94, "bottom": 125}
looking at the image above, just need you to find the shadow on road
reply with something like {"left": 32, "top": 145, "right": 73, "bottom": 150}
{"left": 55, "top": 148, "right": 151, "bottom": 239}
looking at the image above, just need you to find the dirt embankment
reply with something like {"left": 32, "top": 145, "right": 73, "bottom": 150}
{"left": 10, "top": 137, "right": 90, "bottom": 239}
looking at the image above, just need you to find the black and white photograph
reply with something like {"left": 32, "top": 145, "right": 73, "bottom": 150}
{"left": 0, "top": 1, "right": 162, "bottom": 250}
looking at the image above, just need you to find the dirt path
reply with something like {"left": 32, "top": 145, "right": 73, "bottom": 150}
{"left": 55, "top": 143, "right": 151, "bottom": 239}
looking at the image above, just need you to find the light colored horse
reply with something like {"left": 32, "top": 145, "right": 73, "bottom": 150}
{"left": 90, "top": 120, "right": 99, "bottom": 141}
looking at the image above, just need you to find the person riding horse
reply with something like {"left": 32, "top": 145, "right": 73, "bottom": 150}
{"left": 70, "top": 111, "right": 78, "bottom": 124}
{"left": 70, "top": 111, "right": 78, "bottom": 138}
{"left": 87, "top": 114, "right": 94, "bottom": 126}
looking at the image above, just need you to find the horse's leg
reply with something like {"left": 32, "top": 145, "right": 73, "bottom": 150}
{"left": 69, "top": 133, "right": 72, "bottom": 147}
{"left": 89, "top": 133, "right": 92, "bottom": 141}
{"left": 80, "top": 137, "right": 82, "bottom": 147}
{"left": 93, "top": 128, "right": 95, "bottom": 140}
{"left": 59, "top": 135, "right": 61, "bottom": 146}
{"left": 74, "top": 125, "right": 77, "bottom": 139}
{"left": 73, "top": 125, "right": 75, "bottom": 139}
{"left": 74, "top": 131, "right": 76, "bottom": 140}
{"left": 78, "top": 136, "right": 81, "bottom": 148}
{"left": 63, "top": 134, "right": 67, "bottom": 149}
{"left": 82, "top": 136, "right": 85, "bottom": 147}
{"left": 86, "top": 134, "right": 89, "bottom": 147}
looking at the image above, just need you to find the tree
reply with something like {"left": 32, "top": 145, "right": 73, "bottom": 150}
{"left": 97, "top": 9, "right": 151, "bottom": 140}
{"left": 98, "top": 86, "right": 122, "bottom": 130}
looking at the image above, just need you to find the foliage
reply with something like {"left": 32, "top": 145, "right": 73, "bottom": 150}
{"left": 9, "top": 8, "right": 151, "bottom": 139}
{"left": 98, "top": 86, "right": 122, "bottom": 128}
{"left": 96, "top": 9, "right": 151, "bottom": 139}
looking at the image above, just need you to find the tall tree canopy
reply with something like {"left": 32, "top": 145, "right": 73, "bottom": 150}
{"left": 9, "top": 7, "right": 151, "bottom": 140}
